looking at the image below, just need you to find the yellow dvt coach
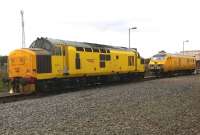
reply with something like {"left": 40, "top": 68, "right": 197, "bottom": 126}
{"left": 149, "top": 52, "right": 196, "bottom": 76}
{"left": 8, "top": 37, "right": 145, "bottom": 94}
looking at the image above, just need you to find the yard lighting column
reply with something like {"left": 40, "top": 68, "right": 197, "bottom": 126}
{"left": 129, "top": 27, "right": 137, "bottom": 49}
{"left": 183, "top": 40, "right": 189, "bottom": 55}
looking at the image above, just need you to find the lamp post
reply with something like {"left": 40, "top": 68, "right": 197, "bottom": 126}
{"left": 183, "top": 40, "right": 189, "bottom": 55}
{"left": 128, "top": 27, "right": 137, "bottom": 49}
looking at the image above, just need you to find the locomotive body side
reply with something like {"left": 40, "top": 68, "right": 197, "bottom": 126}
{"left": 164, "top": 55, "right": 196, "bottom": 72}
{"left": 8, "top": 38, "right": 145, "bottom": 94}
{"left": 66, "top": 46, "right": 144, "bottom": 77}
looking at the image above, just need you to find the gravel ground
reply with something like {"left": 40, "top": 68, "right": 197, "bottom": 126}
{"left": 0, "top": 75, "right": 200, "bottom": 135}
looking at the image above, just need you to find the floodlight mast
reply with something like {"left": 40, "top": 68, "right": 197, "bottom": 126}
{"left": 182, "top": 40, "right": 189, "bottom": 55}
{"left": 20, "top": 10, "right": 25, "bottom": 48}
{"left": 128, "top": 27, "right": 137, "bottom": 49}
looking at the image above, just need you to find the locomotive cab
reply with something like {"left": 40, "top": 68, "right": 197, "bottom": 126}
{"left": 8, "top": 49, "right": 37, "bottom": 94}
{"left": 149, "top": 53, "right": 167, "bottom": 74}
{"left": 8, "top": 48, "right": 51, "bottom": 94}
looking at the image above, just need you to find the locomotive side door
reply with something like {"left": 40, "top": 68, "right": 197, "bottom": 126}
{"left": 62, "top": 46, "right": 68, "bottom": 75}
{"left": 52, "top": 45, "right": 65, "bottom": 76}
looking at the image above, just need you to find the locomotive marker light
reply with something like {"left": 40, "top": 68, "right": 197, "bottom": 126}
{"left": 128, "top": 27, "right": 137, "bottom": 49}
{"left": 183, "top": 40, "right": 189, "bottom": 55}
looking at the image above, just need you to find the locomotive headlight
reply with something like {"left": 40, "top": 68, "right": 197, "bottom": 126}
{"left": 149, "top": 64, "right": 154, "bottom": 69}
{"left": 157, "top": 64, "right": 163, "bottom": 69}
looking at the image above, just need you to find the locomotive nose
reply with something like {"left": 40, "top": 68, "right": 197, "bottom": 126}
{"left": 8, "top": 49, "right": 37, "bottom": 94}
{"left": 149, "top": 64, "right": 164, "bottom": 72}
{"left": 151, "top": 64, "right": 163, "bottom": 69}
{"left": 9, "top": 49, "right": 35, "bottom": 78}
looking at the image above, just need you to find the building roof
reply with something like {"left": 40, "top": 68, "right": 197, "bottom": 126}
{"left": 179, "top": 50, "right": 200, "bottom": 60}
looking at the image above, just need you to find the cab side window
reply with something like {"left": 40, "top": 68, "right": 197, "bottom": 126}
{"left": 52, "top": 47, "right": 61, "bottom": 56}
{"left": 128, "top": 56, "right": 134, "bottom": 66}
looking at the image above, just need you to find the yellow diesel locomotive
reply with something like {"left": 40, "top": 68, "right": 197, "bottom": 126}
{"left": 149, "top": 52, "right": 196, "bottom": 76}
{"left": 8, "top": 37, "right": 145, "bottom": 94}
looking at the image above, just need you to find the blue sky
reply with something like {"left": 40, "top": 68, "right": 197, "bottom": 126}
{"left": 0, "top": 0, "right": 199, "bottom": 58}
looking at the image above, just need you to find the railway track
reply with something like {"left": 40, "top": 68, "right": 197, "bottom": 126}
{"left": 0, "top": 74, "right": 190, "bottom": 104}
{"left": 0, "top": 93, "right": 38, "bottom": 104}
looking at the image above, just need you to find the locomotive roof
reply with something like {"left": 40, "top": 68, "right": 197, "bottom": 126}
{"left": 170, "top": 53, "right": 195, "bottom": 58}
{"left": 27, "top": 48, "right": 51, "bottom": 55}
{"left": 29, "top": 37, "right": 136, "bottom": 52}
{"left": 153, "top": 52, "right": 195, "bottom": 59}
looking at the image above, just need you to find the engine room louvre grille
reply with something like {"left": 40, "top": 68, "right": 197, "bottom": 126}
{"left": 36, "top": 55, "right": 52, "bottom": 73}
